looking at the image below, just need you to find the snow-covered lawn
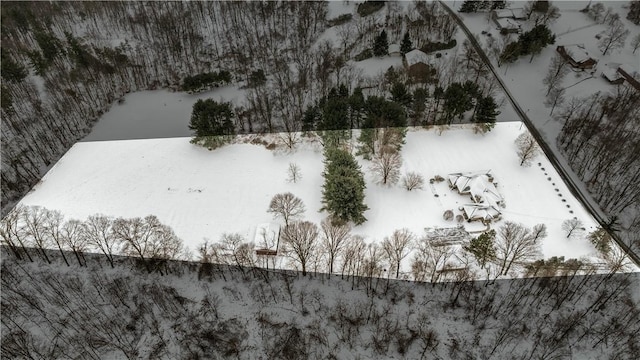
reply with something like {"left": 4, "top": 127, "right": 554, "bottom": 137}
{"left": 21, "top": 122, "right": 604, "bottom": 266}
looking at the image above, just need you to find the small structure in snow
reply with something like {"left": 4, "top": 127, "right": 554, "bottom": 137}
{"left": 253, "top": 223, "right": 281, "bottom": 256}
{"left": 556, "top": 45, "right": 598, "bottom": 70}
{"left": 494, "top": 18, "right": 521, "bottom": 33}
{"left": 388, "top": 43, "right": 401, "bottom": 56}
{"left": 602, "top": 66, "right": 625, "bottom": 84}
{"left": 617, "top": 64, "right": 640, "bottom": 91}
{"left": 492, "top": 8, "right": 528, "bottom": 20}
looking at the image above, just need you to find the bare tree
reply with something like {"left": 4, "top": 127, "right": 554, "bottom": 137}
{"left": 21, "top": 206, "right": 52, "bottom": 263}
{"left": 267, "top": 192, "right": 306, "bottom": 226}
{"left": 543, "top": 53, "right": 570, "bottom": 96}
{"left": 370, "top": 147, "right": 402, "bottom": 186}
{"left": 598, "top": 19, "right": 630, "bottom": 55}
{"left": 0, "top": 205, "right": 32, "bottom": 261}
{"left": 112, "top": 216, "right": 155, "bottom": 266}
{"left": 320, "top": 217, "right": 351, "bottom": 275}
{"left": 402, "top": 172, "right": 425, "bottom": 191}
{"left": 84, "top": 214, "right": 119, "bottom": 267}
{"left": 61, "top": 219, "right": 88, "bottom": 266}
{"left": 43, "top": 209, "right": 70, "bottom": 266}
{"left": 562, "top": 218, "right": 584, "bottom": 239}
{"left": 631, "top": 33, "right": 640, "bottom": 54}
{"left": 411, "top": 236, "right": 457, "bottom": 283}
{"left": 545, "top": 85, "right": 566, "bottom": 116}
{"left": 382, "top": 228, "right": 414, "bottom": 278}
{"left": 495, "top": 222, "right": 543, "bottom": 275}
{"left": 281, "top": 221, "right": 319, "bottom": 276}
{"left": 287, "top": 163, "right": 302, "bottom": 183}
{"left": 514, "top": 132, "right": 540, "bottom": 167}
{"left": 209, "top": 233, "right": 256, "bottom": 270}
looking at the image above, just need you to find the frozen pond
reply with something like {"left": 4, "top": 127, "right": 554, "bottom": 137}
{"left": 82, "top": 85, "right": 247, "bottom": 142}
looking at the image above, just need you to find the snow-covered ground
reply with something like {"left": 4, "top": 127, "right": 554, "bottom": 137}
{"left": 21, "top": 122, "right": 608, "bottom": 269}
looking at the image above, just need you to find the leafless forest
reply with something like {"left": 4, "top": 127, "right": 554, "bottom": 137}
{"left": 1, "top": 247, "right": 638, "bottom": 359}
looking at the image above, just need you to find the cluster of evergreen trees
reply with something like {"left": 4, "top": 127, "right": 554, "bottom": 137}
{"left": 459, "top": 0, "right": 507, "bottom": 13}
{"left": 499, "top": 24, "right": 556, "bottom": 64}
{"left": 182, "top": 71, "right": 232, "bottom": 92}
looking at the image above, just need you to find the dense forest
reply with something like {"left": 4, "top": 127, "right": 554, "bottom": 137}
{"left": 1, "top": 247, "right": 639, "bottom": 359}
{"left": 556, "top": 85, "right": 640, "bottom": 256}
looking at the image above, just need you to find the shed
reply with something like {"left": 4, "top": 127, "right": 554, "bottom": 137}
{"left": 388, "top": 43, "right": 401, "bottom": 56}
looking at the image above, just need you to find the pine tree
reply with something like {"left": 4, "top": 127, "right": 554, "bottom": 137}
{"left": 474, "top": 95, "right": 500, "bottom": 132}
{"left": 465, "top": 230, "right": 497, "bottom": 268}
{"left": 400, "top": 32, "right": 412, "bottom": 55}
{"left": 189, "top": 99, "right": 235, "bottom": 138}
{"left": 628, "top": 0, "right": 640, "bottom": 25}
{"left": 321, "top": 148, "right": 369, "bottom": 225}
{"left": 459, "top": 0, "right": 479, "bottom": 13}
{"left": 1, "top": 49, "right": 27, "bottom": 83}
{"left": 373, "top": 30, "right": 389, "bottom": 57}
{"left": 390, "top": 82, "right": 413, "bottom": 107}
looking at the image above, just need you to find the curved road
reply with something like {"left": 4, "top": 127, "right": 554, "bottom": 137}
{"left": 438, "top": 0, "right": 640, "bottom": 267}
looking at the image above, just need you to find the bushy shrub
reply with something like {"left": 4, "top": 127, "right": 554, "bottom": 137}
{"left": 357, "top": 1, "right": 385, "bottom": 17}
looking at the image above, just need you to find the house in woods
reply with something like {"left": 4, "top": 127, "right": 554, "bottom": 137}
{"left": 404, "top": 49, "right": 434, "bottom": 81}
{"left": 492, "top": 8, "right": 528, "bottom": 21}
{"left": 602, "top": 66, "right": 625, "bottom": 85}
{"left": 617, "top": 64, "right": 640, "bottom": 91}
{"left": 253, "top": 223, "right": 281, "bottom": 256}
{"left": 556, "top": 45, "right": 598, "bottom": 70}
{"left": 494, "top": 18, "right": 521, "bottom": 34}
{"left": 388, "top": 43, "right": 401, "bottom": 56}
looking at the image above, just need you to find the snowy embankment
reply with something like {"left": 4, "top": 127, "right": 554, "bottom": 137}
{"left": 21, "top": 122, "right": 609, "bottom": 268}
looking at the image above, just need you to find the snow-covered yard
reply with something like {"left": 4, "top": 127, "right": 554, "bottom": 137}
{"left": 21, "top": 122, "right": 607, "bottom": 269}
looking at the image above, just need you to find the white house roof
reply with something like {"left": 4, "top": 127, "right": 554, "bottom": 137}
{"left": 602, "top": 67, "right": 623, "bottom": 82}
{"left": 405, "top": 49, "right": 429, "bottom": 67}
{"left": 448, "top": 171, "right": 503, "bottom": 206}
{"left": 496, "top": 18, "right": 520, "bottom": 30}
{"left": 495, "top": 8, "right": 526, "bottom": 19}
{"left": 388, "top": 44, "right": 400, "bottom": 54}
{"left": 564, "top": 45, "right": 592, "bottom": 63}
{"left": 462, "top": 204, "right": 502, "bottom": 221}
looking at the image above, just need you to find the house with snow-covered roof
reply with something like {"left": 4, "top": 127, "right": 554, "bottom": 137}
{"left": 403, "top": 49, "right": 433, "bottom": 81}
{"left": 448, "top": 171, "right": 503, "bottom": 223}
{"left": 556, "top": 45, "right": 597, "bottom": 70}
{"left": 253, "top": 222, "right": 281, "bottom": 256}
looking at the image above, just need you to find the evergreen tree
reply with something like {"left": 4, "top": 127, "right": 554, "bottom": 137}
{"left": 189, "top": 99, "right": 235, "bottom": 138}
{"left": 491, "top": 0, "right": 507, "bottom": 10}
{"left": 443, "top": 82, "right": 474, "bottom": 124}
{"left": 410, "top": 87, "right": 428, "bottom": 125}
{"left": 349, "top": 87, "right": 366, "bottom": 128}
{"left": 302, "top": 105, "right": 321, "bottom": 131}
{"left": 474, "top": 95, "right": 500, "bottom": 132}
{"left": 465, "top": 230, "right": 497, "bottom": 268}
{"left": 459, "top": 0, "right": 480, "bottom": 13}
{"left": 628, "top": 0, "right": 640, "bottom": 25}
{"left": 390, "top": 82, "right": 413, "bottom": 107}
{"left": 373, "top": 30, "right": 389, "bottom": 57}
{"left": 1, "top": 48, "right": 27, "bottom": 83}
{"left": 519, "top": 24, "right": 556, "bottom": 62}
{"left": 321, "top": 148, "right": 369, "bottom": 225}
{"left": 400, "top": 32, "right": 412, "bottom": 55}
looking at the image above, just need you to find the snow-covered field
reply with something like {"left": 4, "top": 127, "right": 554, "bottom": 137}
{"left": 21, "top": 122, "right": 605, "bottom": 265}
